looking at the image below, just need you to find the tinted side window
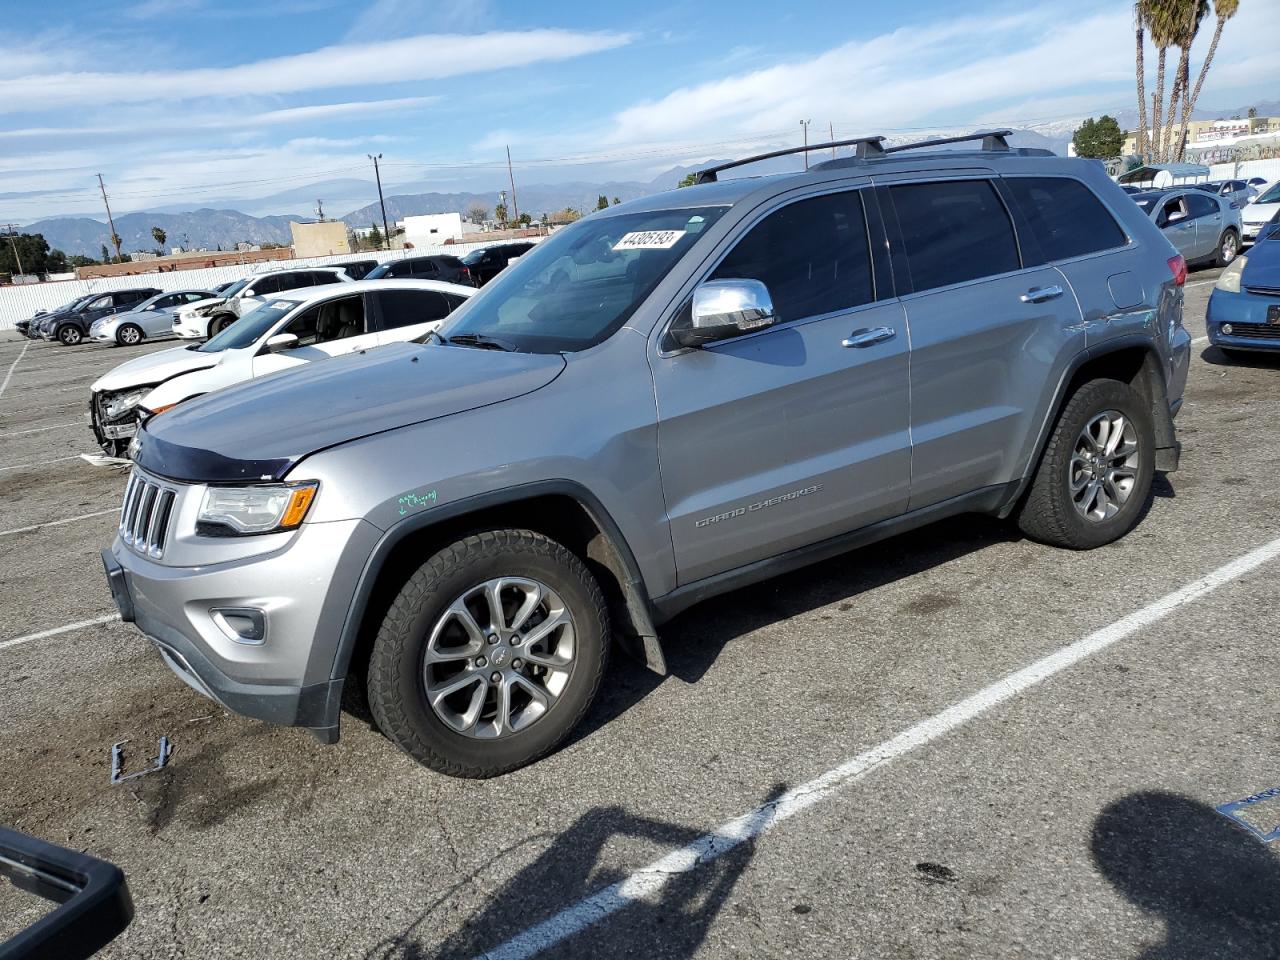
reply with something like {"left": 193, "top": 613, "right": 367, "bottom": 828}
{"left": 711, "top": 190, "right": 874, "bottom": 323}
{"left": 413, "top": 259, "right": 437, "bottom": 275}
{"left": 1185, "top": 193, "right": 1218, "bottom": 218}
{"left": 251, "top": 275, "right": 281, "bottom": 295}
{"left": 375, "top": 290, "right": 453, "bottom": 329}
{"left": 891, "top": 180, "right": 1020, "bottom": 292}
{"left": 1004, "top": 177, "right": 1128, "bottom": 261}
{"left": 284, "top": 295, "right": 365, "bottom": 346}
{"left": 274, "top": 273, "right": 308, "bottom": 292}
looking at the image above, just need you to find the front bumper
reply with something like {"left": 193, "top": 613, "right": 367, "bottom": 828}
{"left": 102, "top": 510, "right": 381, "bottom": 740}
{"left": 1206, "top": 287, "right": 1280, "bottom": 352}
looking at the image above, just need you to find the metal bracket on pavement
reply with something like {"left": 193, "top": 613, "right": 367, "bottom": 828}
{"left": 110, "top": 736, "right": 172, "bottom": 784}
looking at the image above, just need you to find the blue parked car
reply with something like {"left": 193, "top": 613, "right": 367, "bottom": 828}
{"left": 1207, "top": 231, "right": 1280, "bottom": 356}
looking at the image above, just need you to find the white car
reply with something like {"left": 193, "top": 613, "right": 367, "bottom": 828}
{"left": 1241, "top": 180, "right": 1280, "bottom": 245}
{"left": 89, "top": 279, "right": 474, "bottom": 457}
{"left": 172, "top": 267, "right": 355, "bottom": 340}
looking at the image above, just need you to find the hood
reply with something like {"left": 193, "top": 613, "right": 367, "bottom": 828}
{"left": 1243, "top": 201, "right": 1279, "bottom": 225}
{"left": 134, "top": 341, "right": 567, "bottom": 482}
{"left": 91, "top": 344, "right": 218, "bottom": 393}
{"left": 181, "top": 297, "right": 226, "bottom": 316}
{"left": 1241, "top": 240, "right": 1280, "bottom": 290}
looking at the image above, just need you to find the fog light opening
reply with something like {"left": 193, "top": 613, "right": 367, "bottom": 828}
{"left": 1222, "top": 323, "right": 1234, "bottom": 336}
{"left": 211, "top": 607, "right": 267, "bottom": 645}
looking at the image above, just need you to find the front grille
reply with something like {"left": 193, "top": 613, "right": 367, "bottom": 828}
{"left": 1244, "top": 285, "right": 1280, "bottom": 297}
{"left": 1225, "top": 322, "right": 1280, "bottom": 341}
{"left": 120, "top": 471, "right": 177, "bottom": 558}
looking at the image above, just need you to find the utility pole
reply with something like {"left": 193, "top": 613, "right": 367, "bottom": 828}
{"left": 2, "top": 224, "right": 24, "bottom": 275}
{"left": 315, "top": 199, "right": 325, "bottom": 222}
{"left": 506, "top": 145, "right": 520, "bottom": 225}
{"left": 830, "top": 121, "right": 836, "bottom": 159}
{"left": 800, "top": 120, "right": 811, "bottom": 169}
{"left": 97, "top": 173, "right": 121, "bottom": 262}
{"left": 368, "top": 153, "right": 391, "bottom": 250}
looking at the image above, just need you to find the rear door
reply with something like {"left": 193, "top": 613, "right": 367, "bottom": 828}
{"left": 371, "top": 288, "right": 464, "bottom": 343}
{"left": 653, "top": 186, "right": 912, "bottom": 585}
{"left": 881, "top": 174, "right": 1085, "bottom": 509}
{"left": 251, "top": 293, "right": 378, "bottom": 376}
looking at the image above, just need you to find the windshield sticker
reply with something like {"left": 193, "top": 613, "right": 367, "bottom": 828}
{"left": 398, "top": 489, "right": 438, "bottom": 515}
{"left": 613, "top": 230, "right": 685, "bottom": 251}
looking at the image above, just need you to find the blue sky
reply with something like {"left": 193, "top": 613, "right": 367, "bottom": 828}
{"left": 2, "top": 0, "right": 1277, "bottom": 222}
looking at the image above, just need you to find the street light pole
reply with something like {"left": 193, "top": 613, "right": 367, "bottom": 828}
{"left": 800, "top": 120, "right": 811, "bottom": 169}
{"left": 368, "top": 154, "right": 391, "bottom": 251}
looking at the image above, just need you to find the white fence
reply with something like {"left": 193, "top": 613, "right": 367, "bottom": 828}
{"left": 1208, "top": 157, "right": 1280, "bottom": 186}
{"left": 0, "top": 240, "right": 508, "bottom": 331}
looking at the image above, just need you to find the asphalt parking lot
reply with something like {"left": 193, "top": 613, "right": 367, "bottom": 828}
{"left": 2, "top": 267, "right": 1279, "bottom": 959}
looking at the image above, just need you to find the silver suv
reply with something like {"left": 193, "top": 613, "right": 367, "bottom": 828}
{"left": 102, "top": 132, "right": 1191, "bottom": 778}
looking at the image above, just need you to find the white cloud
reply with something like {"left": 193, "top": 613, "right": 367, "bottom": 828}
{"left": 0, "top": 29, "right": 632, "bottom": 112}
{"left": 345, "top": 0, "right": 493, "bottom": 41}
{"left": 125, "top": 0, "right": 207, "bottom": 19}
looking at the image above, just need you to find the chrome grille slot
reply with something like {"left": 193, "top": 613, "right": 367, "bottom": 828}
{"left": 119, "top": 470, "right": 177, "bottom": 558}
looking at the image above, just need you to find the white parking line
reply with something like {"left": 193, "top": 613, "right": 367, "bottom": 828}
{"left": 0, "top": 614, "right": 120, "bottom": 653}
{"left": 0, "top": 421, "right": 82, "bottom": 439}
{"left": 476, "top": 534, "right": 1280, "bottom": 960}
{"left": 1193, "top": 335, "right": 1209, "bottom": 346}
{"left": 0, "top": 508, "right": 119, "bottom": 538}
{"left": 0, "top": 454, "right": 82, "bottom": 473}
{"left": 0, "top": 341, "right": 30, "bottom": 400}
{"left": 1186, "top": 278, "right": 1218, "bottom": 288}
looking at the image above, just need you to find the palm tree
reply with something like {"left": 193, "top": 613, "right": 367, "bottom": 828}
{"left": 1134, "top": 3, "right": 1150, "bottom": 157}
{"left": 1144, "top": 0, "right": 1182, "bottom": 161}
{"left": 1160, "top": 0, "right": 1209, "bottom": 161}
{"left": 1177, "top": 0, "right": 1240, "bottom": 160}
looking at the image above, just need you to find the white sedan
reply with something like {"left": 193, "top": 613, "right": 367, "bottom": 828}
{"left": 89, "top": 279, "right": 473, "bottom": 457}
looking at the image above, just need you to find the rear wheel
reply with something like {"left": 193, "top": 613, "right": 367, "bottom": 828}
{"left": 115, "top": 324, "right": 144, "bottom": 346}
{"left": 1216, "top": 229, "right": 1240, "bottom": 267}
{"left": 366, "top": 529, "right": 608, "bottom": 778}
{"left": 57, "top": 324, "right": 83, "bottom": 346}
{"left": 1016, "top": 379, "right": 1155, "bottom": 550}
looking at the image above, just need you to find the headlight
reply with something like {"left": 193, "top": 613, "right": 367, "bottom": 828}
{"left": 1215, "top": 255, "right": 1247, "bottom": 294}
{"left": 197, "top": 482, "right": 318, "bottom": 536}
{"left": 104, "top": 388, "right": 151, "bottom": 419}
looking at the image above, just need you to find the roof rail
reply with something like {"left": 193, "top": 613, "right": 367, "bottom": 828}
{"left": 692, "top": 136, "right": 887, "bottom": 184}
{"left": 881, "top": 129, "right": 1013, "bottom": 155}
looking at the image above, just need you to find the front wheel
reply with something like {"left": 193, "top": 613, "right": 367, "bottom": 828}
{"left": 116, "top": 324, "right": 144, "bottom": 346}
{"left": 1216, "top": 229, "right": 1240, "bottom": 267}
{"left": 207, "top": 315, "right": 234, "bottom": 338}
{"left": 366, "top": 529, "right": 609, "bottom": 777}
{"left": 57, "top": 324, "right": 83, "bottom": 346}
{"left": 1015, "top": 379, "right": 1155, "bottom": 550}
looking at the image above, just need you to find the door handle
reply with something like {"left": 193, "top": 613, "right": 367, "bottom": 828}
{"left": 841, "top": 326, "right": 896, "bottom": 348}
{"left": 1020, "top": 285, "right": 1064, "bottom": 304}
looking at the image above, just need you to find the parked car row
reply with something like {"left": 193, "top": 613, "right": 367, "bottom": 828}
{"left": 101, "top": 134, "right": 1192, "bottom": 778}
{"left": 12, "top": 243, "right": 536, "bottom": 348}
{"left": 1128, "top": 186, "right": 1243, "bottom": 267}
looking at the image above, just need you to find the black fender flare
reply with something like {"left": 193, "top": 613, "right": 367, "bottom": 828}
{"left": 329, "top": 479, "right": 665, "bottom": 689}
{"left": 999, "top": 334, "right": 1179, "bottom": 517}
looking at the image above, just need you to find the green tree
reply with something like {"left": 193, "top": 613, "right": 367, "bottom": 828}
{"left": 596, "top": 195, "right": 609, "bottom": 210}
{"left": 68, "top": 254, "right": 96, "bottom": 268}
{"left": 539, "top": 212, "right": 549, "bottom": 225}
{"left": 677, "top": 172, "right": 698, "bottom": 188}
{"left": 611, "top": 196, "right": 621, "bottom": 206}
{"left": 494, "top": 202, "right": 509, "bottom": 226}
{"left": 0, "top": 232, "right": 53, "bottom": 276}
{"left": 1073, "top": 116, "right": 1128, "bottom": 158}
{"left": 517, "top": 212, "right": 532, "bottom": 226}
{"left": 151, "top": 226, "right": 167, "bottom": 249}
{"left": 368, "top": 222, "right": 383, "bottom": 250}
{"left": 100, "top": 243, "right": 110, "bottom": 263}
{"left": 1177, "top": 0, "right": 1240, "bottom": 157}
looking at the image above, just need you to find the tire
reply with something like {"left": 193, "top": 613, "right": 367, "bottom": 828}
{"left": 1015, "top": 379, "right": 1155, "bottom": 550}
{"left": 57, "top": 324, "right": 83, "bottom": 346}
{"left": 207, "top": 315, "right": 234, "bottom": 337}
{"left": 1215, "top": 228, "right": 1240, "bottom": 268}
{"left": 115, "top": 323, "right": 144, "bottom": 346}
{"left": 366, "top": 529, "right": 609, "bottom": 778}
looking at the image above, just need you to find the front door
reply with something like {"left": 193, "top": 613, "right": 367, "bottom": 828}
{"left": 252, "top": 293, "right": 378, "bottom": 376}
{"left": 1157, "top": 194, "right": 1198, "bottom": 259}
{"left": 653, "top": 188, "right": 911, "bottom": 586}
{"left": 1185, "top": 191, "right": 1223, "bottom": 260}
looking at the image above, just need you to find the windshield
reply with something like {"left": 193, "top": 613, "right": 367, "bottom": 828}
{"left": 219, "top": 278, "right": 251, "bottom": 299}
{"left": 195, "top": 298, "right": 294, "bottom": 353}
{"left": 439, "top": 207, "right": 727, "bottom": 353}
{"left": 364, "top": 262, "right": 392, "bottom": 279}
{"left": 50, "top": 296, "right": 92, "bottom": 314}
{"left": 460, "top": 249, "right": 487, "bottom": 266}
{"left": 1132, "top": 192, "right": 1165, "bottom": 213}
{"left": 1256, "top": 183, "right": 1280, "bottom": 204}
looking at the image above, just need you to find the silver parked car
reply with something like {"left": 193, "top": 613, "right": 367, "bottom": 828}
{"left": 1190, "top": 179, "right": 1257, "bottom": 207}
{"left": 1130, "top": 188, "right": 1242, "bottom": 267}
{"left": 104, "top": 132, "right": 1190, "bottom": 777}
{"left": 91, "top": 290, "right": 215, "bottom": 346}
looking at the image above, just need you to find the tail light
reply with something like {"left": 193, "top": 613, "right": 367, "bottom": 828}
{"left": 1167, "top": 254, "right": 1187, "bottom": 287}
{"left": 461, "top": 266, "right": 473, "bottom": 285}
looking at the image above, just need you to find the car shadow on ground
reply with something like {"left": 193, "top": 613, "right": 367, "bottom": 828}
{"left": 365, "top": 783, "right": 785, "bottom": 959}
{"left": 1091, "top": 790, "right": 1280, "bottom": 958}
{"left": 1200, "top": 345, "right": 1280, "bottom": 370}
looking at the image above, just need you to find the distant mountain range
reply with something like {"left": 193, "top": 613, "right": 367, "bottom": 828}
{"left": 20, "top": 126, "right": 1080, "bottom": 257}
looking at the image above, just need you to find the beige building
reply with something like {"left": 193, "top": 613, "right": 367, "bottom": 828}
{"left": 289, "top": 220, "right": 351, "bottom": 258}
{"left": 1123, "top": 115, "right": 1280, "bottom": 156}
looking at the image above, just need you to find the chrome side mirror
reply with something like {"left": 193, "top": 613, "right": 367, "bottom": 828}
{"left": 265, "top": 332, "right": 299, "bottom": 353}
{"left": 670, "top": 279, "right": 777, "bottom": 348}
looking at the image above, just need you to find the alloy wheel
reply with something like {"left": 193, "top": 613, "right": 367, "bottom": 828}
{"left": 1222, "top": 232, "right": 1238, "bottom": 264}
{"left": 422, "top": 577, "right": 575, "bottom": 739}
{"left": 1069, "top": 410, "right": 1140, "bottom": 522}
{"left": 120, "top": 327, "right": 141, "bottom": 345}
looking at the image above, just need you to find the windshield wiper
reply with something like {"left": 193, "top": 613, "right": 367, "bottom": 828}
{"left": 444, "top": 333, "right": 517, "bottom": 352}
